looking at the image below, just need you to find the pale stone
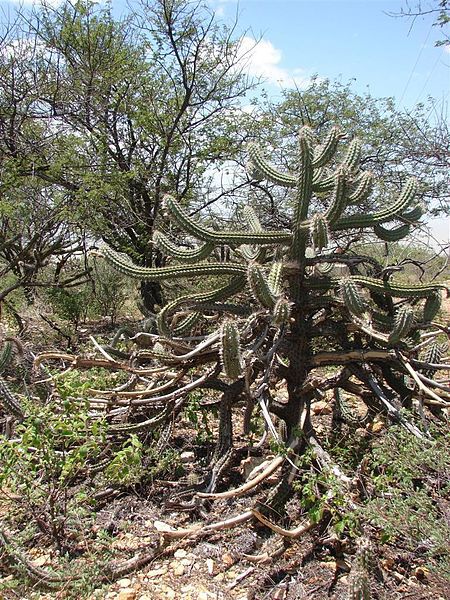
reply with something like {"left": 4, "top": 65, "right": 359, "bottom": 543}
{"left": 369, "top": 420, "right": 385, "bottom": 433}
{"left": 221, "top": 552, "right": 234, "bottom": 566}
{"left": 319, "top": 560, "right": 337, "bottom": 570}
{"left": 31, "top": 555, "right": 50, "bottom": 567}
{"left": 146, "top": 567, "right": 168, "bottom": 578}
{"left": 180, "top": 558, "right": 193, "bottom": 566}
{"left": 174, "top": 548, "right": 188, "bottom": 558}
{"left": 206, "top": 558, "right": 215, "bottom": 575}
{"left": 172, "top": 562, "right": 185, "bottom": 576}
{"left": 117, "top": 589, "right": 137, "bottom": 600}
{"left": 165, "top": 587, "right": 176, "bottom": 599}
{"left": 214, "top": 573, "right": 225, "bottom": 582}
{"left": 117, "top": 578, "right": 133, "bottom": 588}
{"left": 312, "top": 400, "right": 332, "bottom": 415}
{"left": 180, "top": 451, "right": 195, "bottom": 462}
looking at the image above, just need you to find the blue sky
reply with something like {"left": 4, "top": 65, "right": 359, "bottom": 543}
{"left": 207, "top": 0, "right": 449, "bottom": 111}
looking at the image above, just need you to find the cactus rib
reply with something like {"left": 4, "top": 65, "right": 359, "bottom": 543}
{"left": 247, "top": 143, "right": 297, "bottom": 188}
{"left": 153, "top": 231, "right": 214, "bottom": 263}
{"left": 99, "top": 243, "right": 247, "bottom": 280}
{"left": 333, "top": 177, "right": 418, "bottom": 230}
{"left": 220, "top": 321, "right": 242, "bottom": 380}
{"left": 312, "top": 126, "right": 341, "bottom": 167}
{"left": 164, "top": 195, "right": 291, "bottom": 246}
{"left": 374, "top": 223, "right": 411, "bottom": 242}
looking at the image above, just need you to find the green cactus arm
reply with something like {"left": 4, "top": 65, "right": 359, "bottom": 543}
{"left": 247, "top": 264, "right": 277, "bottom": 308}
{"left": 348, "top": 171, "right": 374, "bottom": 204}
{"left": 312, "top": 126, "right": 342, "bottom": 167}
{"left": 341, "top": 137, "right": 361, "bottom": 172}
{"left": 247, "top": 143, "right": 297, "bottom": 188}
{"left": 373, "top": 223, "right": 411, "bottom": 242}
{"left": 312, "top": 173, "right": 336, "bottom": 193}
{"left": 388, "top": 305, "right": 415, "bottom": 344}
{"left": 0, "top": 375, "right": 24, "bottom": 420}
{"left": 239, "top": 206, "right": 266, "bottom": 262}
{"left": 332, "top": 177, "right": 418, "bottom": 231}
{"left": 220, "top": 320, "right": 242, "bottom": 380}
{"left": 399, "top": 204, "right": 424, "bottom": 223}
{"left": 291, "top": 127, "right": 314, "bottom": 263}
{"left": 267, "top": 261, "right": 285, "bottom": 296}
{"left": 156, "top": 275, "right": 247, "bottom": 337}
{"left": 164, "top": 196, "right": 292, "bottom": 246}
{"left": 340, "top": 277, "right": 367, "bottom": 317}
{"left": 153, "top": 231, "right": 214, "bottom": 263}
{"left": 272, "top": 297, "right": 291, "bottom": 325}
{"left": 0, "top": 341, "right": 13, "bottom": 374}
{"left": 307, "top": 275, "right": 447, "bottom": 298}
{"left": 242, "top": 206, "right": 263, "bottom": 231}
{"left": 325, "top": 167, "right": 349, "bottom": 224}
{"left": 422, "top": 291, "right": 442, "bottom": 322}
{"left": 310, "top": 213, "right": 330, "bottom": 252}
{"left": 171, "top": 313, "right": 201, "bottom": 337}
{"left": 98, "top": 243, "right": 246, "bottom": 280}
{"left": 238, "top": 245, "right": 266, "bottom": 261}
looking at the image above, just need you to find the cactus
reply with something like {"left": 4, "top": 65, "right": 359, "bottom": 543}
{"left": 95, "top": 121, "right": 448, "bottom": 519}
{"left": 0, "top": 340, "right": 24, "bottom": 420}
{"left": 310, "top": 213, "right": 330, "bottom": 251}
{"left": 220, "top": 320, "right": 242, "bottom": 380}
{"left": 389, "top": 304, "right": 415, "bottom": 344}
{"left": 340, "top": 278, "right": 367, "bottom": 318}
{"left": 348, "top": 538, "right": 372, "bottom": 600}
{"left": 423, "top": 291, "right": 441, "bottom": 321}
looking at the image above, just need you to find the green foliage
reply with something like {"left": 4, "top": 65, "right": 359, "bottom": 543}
{"left": 91, "top": 259, "right": 132, "bottom": 324}
{"left": 104, "top": 435, "right": 143, "bottom": 486}
{"left": 45, "top": 286, "right": 92, "bottom": 330}
{"left": 184, "top": 391, "right": 215, "bottom": 443}
{"left": 362, "top": 426, "right": 450, "bottom": 578}
{"left": 0, "top": 398, "right": 106, "bottom": 545}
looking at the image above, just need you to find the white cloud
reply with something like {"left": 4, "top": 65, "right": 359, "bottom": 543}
{"left": 238, "top": 36, "right": 310, "bottom": 89}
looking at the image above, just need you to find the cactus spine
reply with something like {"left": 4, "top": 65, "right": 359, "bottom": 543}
{"left": 220, "top": 321, "right": 242, "bottom": 380}
{"left": 340, "top": 278, "right": 367, "bottom": 318}
{"left": 389, "top": 305, "right": 415, "bottom": 344}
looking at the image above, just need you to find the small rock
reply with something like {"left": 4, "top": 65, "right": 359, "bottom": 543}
{"left": 180, "top": 451, "right": 195, "bottom": 463}
{"left": 146, "top": 567, "right": 168, "bottom": 578}
{"left": 222, "top": 552, "right": 234, "bottom": 566}
{"left": 214, "top": 573, "right": 225, "bottom": 582}
{"left": 165, "top": 587, "right": 176, "bottom": 600}
{"left": 174, "top": 548, "right": 188, "bottom": 559}
{"left": 206, "top": 558, "right": 215, "bottom": 575}
{"left": 117, "top": 589, "right": 136, "bottom": 600}
{"left": 319, "top": 560, "right": 337, "bottom": 571}
{"left": 368, "top": 420, "right": 385, "bottom": 433}
{"left": 312, "top": 400, "right": 332, "bottom": 415}
{"left": 198, "top": 593, "right": 210, "bottom": 600}
{"left": 117, "top": 578, "right": 133, "bottom": 588}
{"left": 180, "top": 557, "right": 193, "bottom": 566}
{"left": 172, "top": 562, "right": 185, "bottom": 576}
{"left": 32, "top": 555, "right": 50, "bottom": 567}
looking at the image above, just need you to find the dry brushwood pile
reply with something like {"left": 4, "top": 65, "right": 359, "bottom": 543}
{"left": 1, "top": 125, "right": 450, "bottom": 599}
